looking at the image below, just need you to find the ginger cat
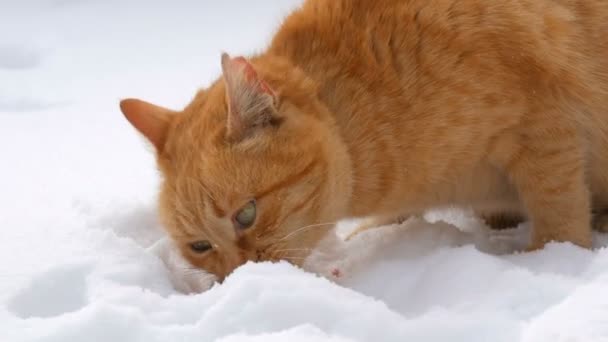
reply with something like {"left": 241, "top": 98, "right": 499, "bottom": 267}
{"left": 120, "top": 0, "right": 608, "bottom": 281}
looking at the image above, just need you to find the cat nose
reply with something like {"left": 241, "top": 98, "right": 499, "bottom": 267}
{"left": 219, "top": 249, "right": 259, "bottom": 281}
{"left": 223, "top": 251, "right": 248, "bottom": 275}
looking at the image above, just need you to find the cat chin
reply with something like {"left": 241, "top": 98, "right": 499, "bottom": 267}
{"left": 150, "top": 237, "right": 218, "bottom": 294}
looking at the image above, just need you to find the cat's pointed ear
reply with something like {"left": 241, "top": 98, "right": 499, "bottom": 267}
{"left": 120, "top": 98, "right": 173, "bottom": 152}
{"left": 221, "top": 53, "right": 278, "bottom": 141}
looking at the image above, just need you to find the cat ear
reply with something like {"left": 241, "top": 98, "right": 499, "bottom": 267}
{"left": 120, "top": 98, "right": 173, "bottom": 152}
{"left": 221, "top": 53, "right": 278, "bottom": 141}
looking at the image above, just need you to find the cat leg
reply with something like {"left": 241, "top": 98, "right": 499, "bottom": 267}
{"left": 345, "top": 215, "right": 408, "bottom": 241}
{"left": 592, "top": 209, "right": 608, "bottom": 233}
{"left": 495, "top": 126, "right": 592, "bottom": 250}
{"left": 479, "top": 211, "right": 526, "bottom": 230}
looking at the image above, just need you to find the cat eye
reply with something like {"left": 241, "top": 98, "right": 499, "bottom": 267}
{"left": 234, "top": 200, "right": 257, "bottom": 229}
{"left": 189, "top": 240, "right": 212, "bottom": 254}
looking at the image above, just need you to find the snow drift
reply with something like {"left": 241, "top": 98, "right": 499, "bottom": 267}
{"left": 2, "top": 1, "right": 608, "bottom": 341}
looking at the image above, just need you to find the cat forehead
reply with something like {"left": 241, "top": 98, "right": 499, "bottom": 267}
{"left": 173, "top": 80, "right": 226, "bottom": 125}
{"left": 168, "top": 108, "right": 227, "bottom": 156}
{"left": 167, "top": 173, "right": 234, "bottom": 219}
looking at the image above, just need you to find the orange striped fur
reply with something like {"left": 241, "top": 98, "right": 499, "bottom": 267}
{"left": 120, "top": 0, "right": 608, "bottom": 280}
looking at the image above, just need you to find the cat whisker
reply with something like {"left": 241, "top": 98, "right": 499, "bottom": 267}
{"left": 179, "top": 266, "right": 204, "bottom": 271}
{"left": 277, "top": 222, "right": 337, "bottom": 242}
{"left": 176, "top": 266, "right": 213, "bottom": 274}
{"left": 273, "top": 248, "right": 315, "bottom": 253}
{"left": 180, "top": 271, "right": 210, "bottom": 277}
{"left": 178, "top": 268, "right": 206, "bottom": 274}
{"left": 271, "top": 248, "right": 319, "bottom": 259}
{"left": 279, "top": 256, "right": 308, "bottom": 261}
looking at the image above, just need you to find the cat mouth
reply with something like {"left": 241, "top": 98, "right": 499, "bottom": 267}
{"left": 158, "top": 239, "right": 220, "bottom": 293}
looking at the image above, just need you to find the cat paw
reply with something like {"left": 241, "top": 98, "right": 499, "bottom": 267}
{"left": 345, "top": 220, "right": 377, "bottom": 241}
{"left": 526, "top": 233, "right": 592, "bottom": 251}
{"left": 345, "top": 215, "right": 408, "bottom": 241}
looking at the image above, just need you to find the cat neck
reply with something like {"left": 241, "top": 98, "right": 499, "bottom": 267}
{"left": 258, "top": 52, "right": 406, "bottom": 220}
{"left": 263, "top": 5, "right": 429, "bottom": 220}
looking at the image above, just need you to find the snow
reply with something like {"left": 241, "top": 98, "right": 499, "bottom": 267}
{"left": 2, "top": 1, "right": 608, "bottom": 341}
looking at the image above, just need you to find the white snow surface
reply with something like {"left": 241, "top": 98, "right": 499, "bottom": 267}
{"left": 2, "top": 1, "right": 608, "bottom": 341}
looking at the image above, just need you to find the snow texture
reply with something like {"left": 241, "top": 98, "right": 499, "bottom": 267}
{"left": 2, "top": 1, "right": 608, "bottom": 341}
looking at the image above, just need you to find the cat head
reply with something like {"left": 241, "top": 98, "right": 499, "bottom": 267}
{"left": 120, "top": 54, "right": 352, "bottom": 281}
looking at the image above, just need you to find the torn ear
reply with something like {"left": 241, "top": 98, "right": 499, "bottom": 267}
{"left": 221, "top": 53, "right": 279, "bottom": 141}
{"left": 120, "top": 98, "right": 174, "bottom": 152}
